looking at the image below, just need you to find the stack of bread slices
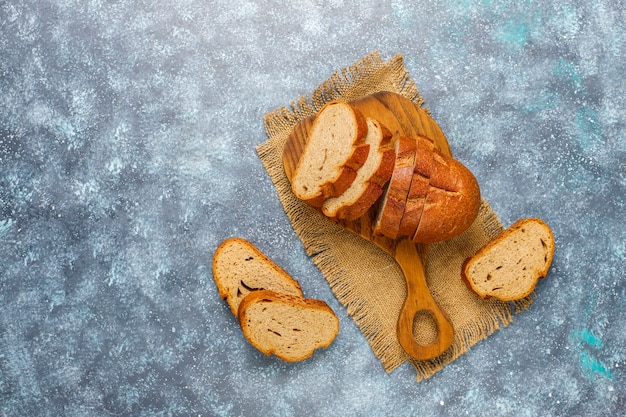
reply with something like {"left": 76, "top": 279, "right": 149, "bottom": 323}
{"left": 290, "top": 100, "right": 482, "bottom": 244}
{"left": 213, "top": 237, "right": 339, "bottom": 362}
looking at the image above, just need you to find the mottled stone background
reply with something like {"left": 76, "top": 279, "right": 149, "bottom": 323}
{"left": 1, "top": 1, "right": 624, "bottom": 416}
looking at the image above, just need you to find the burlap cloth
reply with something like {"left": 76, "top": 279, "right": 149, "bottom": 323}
{"left": 256, "top": 51, "right": 532, "bottom": 381}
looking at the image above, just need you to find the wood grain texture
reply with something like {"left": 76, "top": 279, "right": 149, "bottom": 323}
{"left": 282, "top": 91, "right": 455, "bottom": 360}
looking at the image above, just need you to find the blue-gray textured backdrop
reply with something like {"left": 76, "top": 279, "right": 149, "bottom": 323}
{"left": 1, "top": 1, "right": 624, "bottom": 416}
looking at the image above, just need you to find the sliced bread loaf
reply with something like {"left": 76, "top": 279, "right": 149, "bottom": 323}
{"left": 397, "top": 135, "right": 435, "bottom": 237}
{"left": 461, "top": 218, "right": 555, "bottom": 301}
{"left": 238, "top": 290, "right": 340, "bottom": 362}
{"left": 291, "top": 101, "right": 370, "bottom": 207}
{"left": 322, "top": 118, "right": 395, "bottom": 220}
{"left": 372, "top": 135, "right": 417, "bottom": 239}
{"left": 412, "top": 151, "right": 481, "bottom": 243}
{"left": 212, "top": 238, "right": 303, "bottom": 316}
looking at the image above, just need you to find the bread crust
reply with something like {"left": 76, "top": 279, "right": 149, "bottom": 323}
{"left": 460, "top": 218, "right": 555, "bottom": 301}
{"left": 291, "top": 101, "right": 370, "bottom": 207}
{"left": 238, "top": 290, "right": 339, "bottom": 362}
{"left": 412, "top": 151, "right": 481, "bottom": 243}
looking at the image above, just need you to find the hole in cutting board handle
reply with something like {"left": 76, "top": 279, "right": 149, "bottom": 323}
{"left": 394, "top": 239, "right": 455, "bottom": 360}
{"left": 412, "top": 310, "right": 438, "bottom": 346}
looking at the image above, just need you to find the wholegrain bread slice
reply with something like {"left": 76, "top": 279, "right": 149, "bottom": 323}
{"left": 238, "top": 290, "right": 339, "bottom": 362}
{"left": 291, "top": 101, "right": 370, "bottom": 207}
{"left": 322, "top": 118, "right": 395, "bottom": 220}
{"left": 212, "top": 238, "right": 303, "bottom": 316}
{"left": 461, "top": 218, "right": 555, "bottom": 301}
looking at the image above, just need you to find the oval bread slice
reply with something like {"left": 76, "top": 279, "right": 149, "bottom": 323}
{"left": 461, "top": 218, "right": 555, "bottom": 301}
{"left": 238, "top": 290, "right": 339, "bottom": 362}
{"left": 212, "top": 238, "right": 303, "bottom": 316}
{"left": 291, "top": 101, "right": 370, "bottom": 207}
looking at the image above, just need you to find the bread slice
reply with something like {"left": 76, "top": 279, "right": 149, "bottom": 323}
{"left": 461, "top": 218, "right": 555, "bottom": 301}
{"left": 412, "top": 151, "right": 481, "bottom": 243}
{"left": 212, "top": 238, "right": 303, "bottom": 316}
{"left": 322, "top": 118, "right": 395, "bottom": 220}
{"left": 291, "top": 101, "right": 370, "bottom": 207}
{"left": 397, "top": 135, "right": 435, "bottom": 237}
{"left": 238, "top": 290, "right": 339, "bottom": 362}
{"left": 372, "top": 135, "right": 417, "bottom": 239}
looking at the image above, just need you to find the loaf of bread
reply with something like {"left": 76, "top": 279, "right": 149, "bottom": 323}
{"left": 212, "top": 237, "right": 303, "bottom": 316}
{"left": 371, "top": 133, "right": 480, "bottom": 243}
{"left": 291, "top": 101, "right": 370, "bottom": 207}
{"left": 322, "top": 118, "right": 395, "bottom": 220}
{"left": 461, "top": 218, "right": 555, "bottom": 301}
{"left": 289, "top": 98, "right": 481, "bottom": 244}
{"left": 238, "top": 290, "right": 340, "bottom": 362}
{"left": 412, "top": 151, "right": 481, "bottom": 243}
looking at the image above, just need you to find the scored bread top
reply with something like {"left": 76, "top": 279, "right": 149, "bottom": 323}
{"left": 291, "top": 101, "right": 370, "bottom": 207}
{"left": 322, "top": 118, "right": 395, "bottom": 220}
{"left": 412, "top": 151, "right": 481, "bottom": 243}
{"left": 238, "top": 290, "right": 339, "bottom": 362}
{"left": 461, "top": 218, "right": 555, "bottom": 301}
{"left": 212, "top": 237, "right": 303, "bottom": 316}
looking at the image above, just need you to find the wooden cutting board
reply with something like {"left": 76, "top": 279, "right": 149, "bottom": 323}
{"left": 282, "top": 91, "right": 455, "bottom": 360}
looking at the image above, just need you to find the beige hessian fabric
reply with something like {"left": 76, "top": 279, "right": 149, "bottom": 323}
{"left": 256, "top": 51, "right": 532, "bottom": 381}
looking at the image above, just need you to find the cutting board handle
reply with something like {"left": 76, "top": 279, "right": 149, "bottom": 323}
{"left": 394, "top": 239, "right": 454, "bottom": 360}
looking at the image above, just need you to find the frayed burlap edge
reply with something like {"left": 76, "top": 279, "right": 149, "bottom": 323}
{"left": 257, "top": 51, "right": 532, "bottom": 381}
